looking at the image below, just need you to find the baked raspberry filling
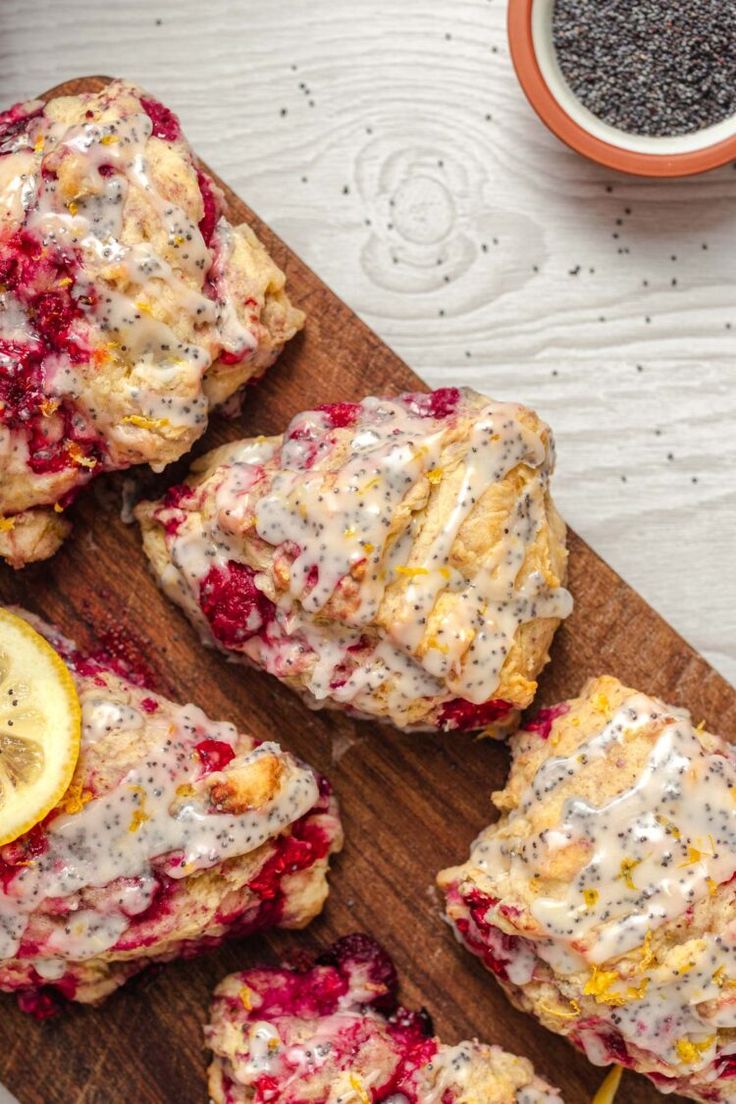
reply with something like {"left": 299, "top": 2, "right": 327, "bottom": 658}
{"left": 246, "top": 810, "right": 332, "bottom": 907}
{"left": 141, "top": 385, "right": 570, "bottom": 736}
{"left": 1, "top": 80, "right": 302, "bottom": 568}
{"left": 437, "top": 697, "right": 512, "bottom": 732}
{"left": 195, "top": 739, "right": 236, "bottom": 776}
{"left": 523, "top": 702, "right": 571, "bottom": 740}
{"left": 0, "top": 101, "right": 42, "bottom": 151}
{"left": 199, "top": 561, "right": 276, "bottom": 648}
{"left": 316, "top": 401, "right": 361, "bottom": 428}
{"left": 404, "top": 387, "right": 462, "bottom": 419}
{"left": 0, "top": 230, "right": 104, "bottom": 477}
{"left": 207, "top": 935, "right": 439, "bottom": 1104}
{"left": 139, "top": 95, "right": 181, "bottom": 142}
{"left": 196, "top": 169, "right": 220, "bottom": 247}
{"left": 0, "top": 612, "right": 340, "bottom": 1015}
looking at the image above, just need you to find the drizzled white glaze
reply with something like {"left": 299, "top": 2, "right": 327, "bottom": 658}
{"left": 467, "top": 692, "right": 736, "bottom": 1073}
{"left": 0, "top": 684, "right": 318, "bottom": 963}
{"left": 0, "top": 78, "right": 293, "bottom": 567}
{"left": 210, "top": 990, "right": 563, "bottom": 1104}
{"left": 14, "top": 107, "right": 217, "bottom": 438}
{"left": 148, "top": 390, "right": 572, "bottom": 727}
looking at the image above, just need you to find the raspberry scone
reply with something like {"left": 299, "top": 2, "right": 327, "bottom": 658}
{"left": 0, "top": 80, "right": 303, "bottom": 567}
{"left": 135, "top": 387, "right": 571, "bottom": 735}
{"left": 205, "top": 933, "right": 564, "bottom": 1104}
{"left": 0, "top": 609, "right": 341, "bottom": 1013}
{"left": 438, "top": 675, "right": 736, "bottom": 1102}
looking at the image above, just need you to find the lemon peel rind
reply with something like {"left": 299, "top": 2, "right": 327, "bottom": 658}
{"left": 0, "top": 609, "right": 82, "bottom": 847}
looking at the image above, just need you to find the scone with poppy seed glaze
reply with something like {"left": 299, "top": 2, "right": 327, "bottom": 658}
{"left": 438, "top": 675, "right": 736, "bottom": 1102}
{"left": 0, "top": 80, "right": 303, "bottom": 568}
{"left": 135, "top": 387, "right": 571, "bottom": 735}
{"left": 0, "top": 609, "right": 341, "bottom": 1014}
{"left": 206, "top": 933, "right": 564, "bottom": 1104}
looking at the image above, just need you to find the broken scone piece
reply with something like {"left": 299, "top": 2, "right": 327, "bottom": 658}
{"left": 439, "top": 676, "right": 736, "bottom": 1103}
{"left": 136, "top": 387, "right": 571, "bottom": 735}
{"left": 206, "top": 933, "right": 564, "bottom": 1103}
{"left": 0, "top": 609, "right": 340, "bottom": 1012}
{"left": 0, "top": 80, "right": 303, "bottom": 567}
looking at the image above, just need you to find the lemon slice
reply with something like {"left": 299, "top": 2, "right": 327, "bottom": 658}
{"left": 0, "top": 609, "right": 81, "bottom": 846}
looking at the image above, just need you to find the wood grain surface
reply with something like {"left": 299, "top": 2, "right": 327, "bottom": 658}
{"left": 2, "top": 0, "right": 735, "bottom": 690}
{"left": 0, "top": 74, "right": 733, "bottom": 1104}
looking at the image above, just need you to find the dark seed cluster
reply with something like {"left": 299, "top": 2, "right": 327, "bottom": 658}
{"left": 553, "top": 0, "right": 736, "bottom": 137}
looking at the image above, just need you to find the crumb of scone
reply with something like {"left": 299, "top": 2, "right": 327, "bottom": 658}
{"left": 0, "top": 608, "right": 340, "bottom": 1014}
{"left": 135, "top": 387, "right": 571, "bottom": 736}
{"left": 205, "top": 933, "right": 564, "bottom": 1103}
{"left": 0, "top": 81, "right": 303, "bottom": 567}
{"left": 439, "top": 675, "right": 736, "bottom": 1103}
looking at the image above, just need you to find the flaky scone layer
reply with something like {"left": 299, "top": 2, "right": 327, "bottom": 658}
{"left": 0, "top": 609, "right": 340, "bottom": 1012}
{"left": 439, "top": 675, "right": 736, "bottom": 1103}
{"left": 205, "top": 934, "right": 563, "bottom": 1104}
{"left": 0, "top": 80, "right": 303, "bottom": 567}
{"left": 136, "top": 387, "right": 570, "bottom": 735}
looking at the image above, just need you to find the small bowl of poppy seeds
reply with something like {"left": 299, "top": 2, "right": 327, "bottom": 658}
{"left": 508, "top": 0, "right": 736, "bottom": 176}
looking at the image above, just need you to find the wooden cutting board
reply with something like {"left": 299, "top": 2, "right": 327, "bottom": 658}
{"left": 0, "top": 76, "right": 731, "bottom": 1104}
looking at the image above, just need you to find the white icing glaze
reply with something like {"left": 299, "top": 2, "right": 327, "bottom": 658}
{"left": 469, "top": 693, "right": 736, "bottom": 1073}
{"left": 0, "top": 690, "right": 318, "bottom": 962}
{"left": 516, "top": 1084, "right": 564, "bottom": 1104}
{"left": 244, "top": 1020, "right": 282, "bottom": 1075}
{"left": 17, "top": 109, "right": 214, "bottom": 438}
{"left": 0, "top": 82, "right": 272, "bottom": 520}
{"left": 152, "top": 390, "right": 571, "bottom": 726}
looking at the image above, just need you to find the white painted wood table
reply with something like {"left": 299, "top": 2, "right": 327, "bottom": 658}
{"left": 0, "top": 1, "right": 735, "bottom": 1100}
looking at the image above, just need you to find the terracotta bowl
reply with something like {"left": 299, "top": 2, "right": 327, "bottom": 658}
{"left": 508, "top": 0, "right": 736, "bottom": 178}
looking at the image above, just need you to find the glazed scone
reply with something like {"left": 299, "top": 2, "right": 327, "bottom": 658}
{"left": 135, "top": 387, "right": 571, "bottom": 735}
{"left": 205, "top": 933, "right": 564, "bottom": 1104}
{"left": 438, "top": 676, "right": 736, "bottom": 1102}
{"left": 0, "top": 81, "right": 303, "bottom": 567}
{"left": 0, "top": 609, "right": 341, "bottom": 1013}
